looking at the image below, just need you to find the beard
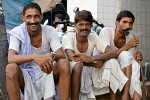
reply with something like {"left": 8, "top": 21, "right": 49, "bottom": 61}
{"left": 120, "top": 28, "right": 132, "bottom": 35}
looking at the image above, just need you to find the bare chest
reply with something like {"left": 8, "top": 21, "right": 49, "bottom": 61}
{"left": 31, "top": 36, "right": 42, "bottom": 48}
{"left": 77, "top": 42, "right": 88, "bottom": 53}
{"left": 114, "top": 38, "right": 126, "bottom": 48}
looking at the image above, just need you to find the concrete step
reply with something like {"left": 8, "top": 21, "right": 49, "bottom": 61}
{"left": 96, "top": 81, "right": 150, "bottom": 100}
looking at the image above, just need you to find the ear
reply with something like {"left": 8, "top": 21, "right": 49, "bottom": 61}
{"left": 40, "top": 14, "right": 43, "bottom": 21}
{"left": 22, "top": 15, "right": 25, "bottom": 22}
{"left": 115, "top": 21, "right": 119, "bottom": 27}
{"left": 74, "top": 23, "right": 77, "bottom": 27}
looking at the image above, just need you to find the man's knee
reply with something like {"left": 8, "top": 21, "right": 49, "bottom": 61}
{"left": 118, "top": 51, "right": 133, "bottom": 69}
{"left": 106, "top": 58, "right": 119, "bottom": 66}
{"left": 56, "top": 59, "right": 70, "bottom": 74}
{"left": 6, "top": 63, "right": 20, "bottom": 79}
{"left": 119, "top": 51, "right": 132, "bottom": 59}
{"left": 72, "top": 63, "right": 83, "bottom": 74}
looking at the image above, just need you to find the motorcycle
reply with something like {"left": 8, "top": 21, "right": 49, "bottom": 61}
{"left": 44, "top": 5, "right": 105, "bottom": 42}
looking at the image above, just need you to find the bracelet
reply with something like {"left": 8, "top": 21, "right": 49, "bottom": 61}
{"left": 51, "top": 52, "right": 56, "bottom": 61}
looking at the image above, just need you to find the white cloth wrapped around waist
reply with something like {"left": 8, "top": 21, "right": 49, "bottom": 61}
{"left": 78, "top": 59, "right": 128, "bottom": 100}
{"left": 21, "top": 66, "right": 55, "bottom": 100}
{"left": 92, "top": 59, "right": 128, "bottom": 93}
{"left": 117, "top": 51, "right": 142, "bottom": 98}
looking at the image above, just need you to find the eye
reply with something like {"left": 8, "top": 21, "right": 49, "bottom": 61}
{"left": 129, "top": 22, "right": 133, "bottom": 25}
{"left": 35, "top": 15, "right": 40, "bottom": 18}
{"left": 26, "top": 15, "right": 31, "bottom": 19}
{"left": 123, "top": 21, "right": 128, "bottom": 24}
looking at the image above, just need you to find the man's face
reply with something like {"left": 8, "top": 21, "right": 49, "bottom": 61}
{"left": 22, "top": 8, "right": 43, "bottom": 33}
{"left": 75, "top": 20, "right": 92, "bottom": 37}
{"left": 116, "top": 17, "right": 134, "bottom": 35}
{"left": 55, "top": 17, "right": 62, "bottom": 22}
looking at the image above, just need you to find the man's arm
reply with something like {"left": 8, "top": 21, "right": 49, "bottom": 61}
{"left": 73, "top": 39, "right": 138, "bottom": 63}
{"left": 8, "top": 49, "right": 55, "bottom": 74}
{"left": 92, "top": 38, "right": 139, "bottom": 62}
{"left": 8, "top": 49, "right": 36, "bottom": 64}
{"left": 50, "top": 47, "right": 66, "bottom": 61}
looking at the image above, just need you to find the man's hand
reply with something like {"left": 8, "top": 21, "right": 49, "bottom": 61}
{"left": 92, "top": 61, "right": 104, "bottom": 68}
{"left": 127, "top": 37, "right": 139, "bottom": 48}
{"left": 72, "top": 53, "right": 94, "bottom": 63}
{"left": 33, "top": 53, "right": 54, "bottom": 74}
{"left": 134, "top": 51, "right": 143, "bottom": 61}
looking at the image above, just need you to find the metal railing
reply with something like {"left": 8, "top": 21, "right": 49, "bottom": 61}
{"left": 145, "top": 62, "right": 150, "bottom": 81}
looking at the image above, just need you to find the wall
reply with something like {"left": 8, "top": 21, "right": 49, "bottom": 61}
{"left": 97, "top": 0, "right": 121, "bottom": 27}
{"left": 0, "top": 0, "right": 8, "bottom": 99}
{"left": 67, "top": 0, "right": 97, "bottom": 22}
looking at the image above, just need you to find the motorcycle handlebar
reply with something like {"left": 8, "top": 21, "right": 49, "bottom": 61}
{"left": 53, "top": 20, "right": 74, "bottom": 25}
{"left": 93, "top": 19, "right": 105, "bottom": 28}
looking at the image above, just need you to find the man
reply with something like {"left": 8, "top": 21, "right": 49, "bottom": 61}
{"left": 54, "top": 13, "right": 64, "bottom": 31}
{"left": 62, "top": 10, "right": 139, "bottom": 100}
{"left": 6, "top": 2, "right": 70, "bottom": 100}
{"left": 99, "top": 10, "right": 142, "bottom": 100}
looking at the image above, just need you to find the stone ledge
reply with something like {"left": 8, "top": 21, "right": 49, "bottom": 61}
{"left": 96, "top": 81, "right": 150, "bottom": 100}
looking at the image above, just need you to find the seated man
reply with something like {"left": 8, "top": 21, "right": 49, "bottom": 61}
{"left": 6, "top": 2, "right": 70, "bottom": 100}
{"left": 62, "top": 10, "right": 139, "bottom": 100}
{"left": 99, "top": 10, "right": 142, "bottom": 100}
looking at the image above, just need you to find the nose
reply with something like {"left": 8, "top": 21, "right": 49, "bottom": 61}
{"left": 126, "top": 23, "right": 130, "bottom": 29}
{"left": 82, "top": 24, "right": 86, "bottom": 29}
{"left": 30, "top": 17, "right": 36, "bottom": 23}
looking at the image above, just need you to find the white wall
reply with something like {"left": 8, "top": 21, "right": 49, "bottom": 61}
{"left": 97, "top": 0, "right": 121, "bottom": 27}
{"left": 67, "top": 0, "right": 97, "bottom": 22}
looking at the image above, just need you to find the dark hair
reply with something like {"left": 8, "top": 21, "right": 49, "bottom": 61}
{"left": 23, "top": 2, "right": 42, "bottom": 16}
{"left": 74, "top": 10, "right": 93, "bottom": 24}
{"left": 116, "top": 10, "right": 135, "bottom": 22}
{"left": 55, "top": 14, "right": 64, "bottom": 20}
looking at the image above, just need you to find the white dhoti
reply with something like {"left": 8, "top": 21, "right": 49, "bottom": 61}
{"left": 118, "top": 51, "right": 142, "bottom": 98}
{"left": 21, "top": 68, "right": 55, "bottom": 100}
{"left": 78, "top": 59, "right": 128, "bottom": 100}
{"left": 92, "top": 59, "right": 128, "bottom": 93}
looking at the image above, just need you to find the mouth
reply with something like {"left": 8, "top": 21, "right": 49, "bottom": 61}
{"left": 123, "top": 29, "right": 131, "bottom": 33}
{"left": 29, "top": 24, "right": 39, "bottom": 29}
{"left": 80, "top": 30, "right": 90, "bottom": 32}
{"left": 28, "top": 23, "right": 39, "bottom": 26}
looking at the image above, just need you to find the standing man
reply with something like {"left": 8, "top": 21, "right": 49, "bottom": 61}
{"left": 6, "top": 2, "right": 70, "bottom": 100}
{"left": 62, "top": 10, "right": 139, "bottom": 100}
{"left": 99, "top": 10, "right": 142, "bottom": 100}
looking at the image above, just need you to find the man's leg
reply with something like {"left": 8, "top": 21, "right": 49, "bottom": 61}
{"left": 121, "top": 64, "right": 132, "bottom": 100}
{"left": 6, "top": 63, "right": 24, "bottom": 100}
{"left": 70, "top": 63, "right": 83, "bottom": 100}
{"left": 53, "top": 59, "right": 70, "bottom": 100}
{"left": 133, "top": 91, "right": 140, "bottom": 100}
{"left": 109, "top": 88, "right": 116, "bottom": 100}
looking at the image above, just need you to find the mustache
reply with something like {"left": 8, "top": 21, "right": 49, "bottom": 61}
{"left": 27, "top": 22, "right": 39, "bottom": 25}
{"left": 80, "top": 29, "right": 90, "bottom": 32}
{"left": 122, "top": 28, "right": 132, "bottom": 32}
